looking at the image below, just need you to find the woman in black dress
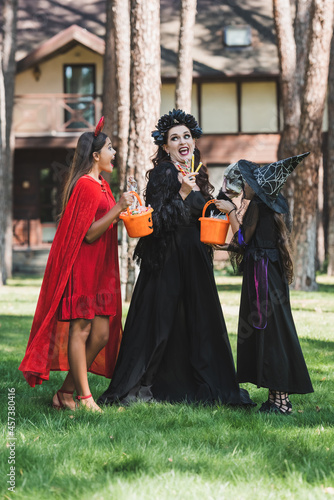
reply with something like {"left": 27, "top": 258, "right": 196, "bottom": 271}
{"left": 216, "top": 154, "right": 314, "bottom": 414}
{"left": 98, "top": 109, "right": 253, "bottom": 407}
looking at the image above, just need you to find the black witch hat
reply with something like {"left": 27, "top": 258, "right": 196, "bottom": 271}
{"left": 238, "top": 152, "right": 310, "bottom": 213}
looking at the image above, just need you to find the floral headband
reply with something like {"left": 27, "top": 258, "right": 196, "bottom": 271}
{"left": 151, "top": 109, "right": 202, "bottom": 146}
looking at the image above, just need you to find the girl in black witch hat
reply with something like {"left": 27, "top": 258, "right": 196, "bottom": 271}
{"left": 217, "top": 154, "right": 314, "bottom": 414}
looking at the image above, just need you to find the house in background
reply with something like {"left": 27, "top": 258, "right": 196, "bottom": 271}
{"left": 12, "top": 0, "right": 328, "bottom": 270}
{"left": 13, "top": 25, "right": 105, "bottom": 249}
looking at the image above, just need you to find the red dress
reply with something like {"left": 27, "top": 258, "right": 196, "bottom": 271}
{"left": 60, "top": 176, "right": 119, "bottom": 320}
{"left": 19, "top": 175, "right": 122, "bottom": 387}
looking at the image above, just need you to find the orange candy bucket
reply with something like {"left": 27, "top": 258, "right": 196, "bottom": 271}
{"left": 119, "top": 191, "right": 154, "bottom": 238}
{"left": 199, "top": 199, "right": 230, "bottom": 245}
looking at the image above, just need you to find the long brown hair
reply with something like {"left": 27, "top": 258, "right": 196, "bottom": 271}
{"left": 59, "top": 131, "right": 108, "bottom": 218}
{"left": 274, "top": 212, "right": 294, "bottom": 284}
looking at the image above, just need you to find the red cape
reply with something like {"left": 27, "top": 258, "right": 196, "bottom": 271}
{"left": 19, "top": 176, "right": 122, "bottom": 387}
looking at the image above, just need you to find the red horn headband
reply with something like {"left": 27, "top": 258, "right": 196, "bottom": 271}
{"left": 94, "top": 116, "right": 105, "bottom": 137}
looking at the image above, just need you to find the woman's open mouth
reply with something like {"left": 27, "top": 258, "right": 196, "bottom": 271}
{"left": 179, "top": 147, "right": 189, "bottom": 156}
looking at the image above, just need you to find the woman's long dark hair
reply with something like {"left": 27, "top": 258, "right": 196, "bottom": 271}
{"left": 150, "top": 133, "right": 214, "bottom": 199}
{"left": 59, "top": 131, "right": 108, "bottom": 218}
{"left": 274, "top": 212, "right": 294, "bottom": 284}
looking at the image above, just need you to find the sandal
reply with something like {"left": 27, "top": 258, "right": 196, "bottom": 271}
{"left": 273, "top": 392, "right": 292, "bottom": 414}
{"left": 258, "top": 400, "right": 271, "bottom": 413}
{"left": 76, "top": 394, "right": 102, "bottom": 413}
{"left": 52, "top": 389, "right": 75, "bottom": 411}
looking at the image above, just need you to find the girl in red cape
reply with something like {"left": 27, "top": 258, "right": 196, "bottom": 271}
{"left": 19, "top": 117, "right": 133, "bottom": 412}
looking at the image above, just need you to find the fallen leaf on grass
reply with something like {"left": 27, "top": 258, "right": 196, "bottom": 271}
{"left": 117, "top": 407, "right": 125, "bottom": 413}
{"left": 297, "top": 410, "right": 303, "bottom": 413}
{"left": 321, "top": 377, "right": 326, "bottom": 381}
{"left": 168, "top": 458, "right": 173, "bottom": 462}
{"left": 109, "top": 436, "right": 114, "bottom": 440}
{"left": 68, "top": 415, "right": 74, "bottom": 419}
{"left": 316, "top": 406, "right": 321, "bottom": 412}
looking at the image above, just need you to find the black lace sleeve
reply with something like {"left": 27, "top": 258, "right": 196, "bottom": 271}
{"left": 240, "top": 198, "right": 259, "bottom": 244}
{"left": 228, "top": 198, "right": 260, "bottom": 271}
{"left": 134, "top": 161, "right": 189, "bottom": 271}
{"left": 145, "top": 161, "right": 189, "bottom": 235}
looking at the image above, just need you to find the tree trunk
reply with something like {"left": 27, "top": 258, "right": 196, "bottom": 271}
{"left": 125, "top": 0, "right": 161, "bottom": 300}
{"left": 175, "top": 0, "right": 197, "bottom": 112}
{"left": 327, "top": 28, "right": 334, "bottom": 275}
{"left": 273, "top": 0, "right": 334, "bottom": 291}
{"left": 107, "top": 0, "right": 131, "bottom": 299}
{"left": 317, "top": 155, "right": 325, "bottom": 269}
{"left": 0, "top": 0, "right": 17, "bottom": 285}
{"left": 103, "top": 0, "right": 117, "bottom": 145}
{"left": 112, "top": 0, "right": 131, "bottom": 192}
{"left": 0, "top": 48, "right": 6, "bottom": 286}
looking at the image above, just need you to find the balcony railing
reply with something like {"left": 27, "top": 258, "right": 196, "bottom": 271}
{"left": 13, "top": 94, "right": 103, "bottom": 136}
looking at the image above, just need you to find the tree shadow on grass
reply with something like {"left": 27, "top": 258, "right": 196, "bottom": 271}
{"left": 317, "top": 282, "right": 334, "bottom": 293}
{"left": 216, "top": 283, "right": 242, "bottom": 293}
{"left": 11, "top": 398, "right": 334, "bottom": 500}
{"left": 7, "top": 274, "right": 43, "bottom": 286}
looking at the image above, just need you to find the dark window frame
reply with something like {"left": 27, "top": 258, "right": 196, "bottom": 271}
{"left": 63, "top": 63, "right": 97, "bottom": 129}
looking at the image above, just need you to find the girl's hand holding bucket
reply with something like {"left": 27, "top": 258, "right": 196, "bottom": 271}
{"left": 214, "top": 199, "right": 235, "bottom": 214}
{"left": 118, "top": 191, "right": 135, "bottom": 211}
{"left": 214, "top": 199, "right": 239, "bottom": 234}
{"left": 119, "top": 192, "right": 154, "bottom": 238}
{"left": 113, "top": 191, "right": 135, "bottom": 223}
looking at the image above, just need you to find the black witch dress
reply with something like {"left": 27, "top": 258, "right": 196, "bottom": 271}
{"left": 98, "top": 161, "right": 254, "bottom": 406}
{"left": 235, "top": 197, "right": 313, "bottom": 394}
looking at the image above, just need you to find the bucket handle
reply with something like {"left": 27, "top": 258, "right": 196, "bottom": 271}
{"left": 126, "top": 191, "right": 143, "bottom": 216}
{"left": 201, "top": 199, "right": 229, "bottom": 220}
{"left": 201, "top": 199, "right": 217, "bottom": 218}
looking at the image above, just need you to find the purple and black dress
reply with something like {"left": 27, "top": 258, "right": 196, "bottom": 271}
{"left": 236, "top": 196, "right": 313, "bottom": 394}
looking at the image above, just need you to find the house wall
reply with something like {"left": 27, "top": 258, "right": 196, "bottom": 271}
{"left": 15, "top": 46, "right": 104, "bottom": 94}
{"left": 161, "top": 83, "right": 199, "bottom": 119}
{"left": 161, "top": 80, "right": 280, "bottom": 136}
{"left": 12, "top": 43, "right": 328, "bottom": 251}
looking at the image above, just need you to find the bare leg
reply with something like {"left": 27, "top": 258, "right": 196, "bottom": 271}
{"left": 54, "top": 316, "right": 110, "bottom": 411}
{"left": 67, "top": 318, "right": 93, "bottom": 396}
{"left": 76, "top": 316, "right": 110, "bottom": 411}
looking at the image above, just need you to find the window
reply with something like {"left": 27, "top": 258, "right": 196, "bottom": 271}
{"left": 223, "top": 26, "right": 252, "bottom": 48}
{"left": 160, "top": 83, "right": 198, "bottom": 117}
{"left": 64, "top": 65, "right": 96, "bottom": 129}
{"left": 201, "top": 83, "right": 238, "bottom": 133}
{"left": 241, "top": 82, "right": 278, "bottom": 133}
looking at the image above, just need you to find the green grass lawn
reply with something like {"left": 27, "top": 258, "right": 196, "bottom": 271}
{"left": 0, "top": 274, "right": 333, "bottom": 500}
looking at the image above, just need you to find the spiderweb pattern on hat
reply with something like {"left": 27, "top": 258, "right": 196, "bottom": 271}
{"left": 254, "top": 156, "right": 302, "bottom": 199}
